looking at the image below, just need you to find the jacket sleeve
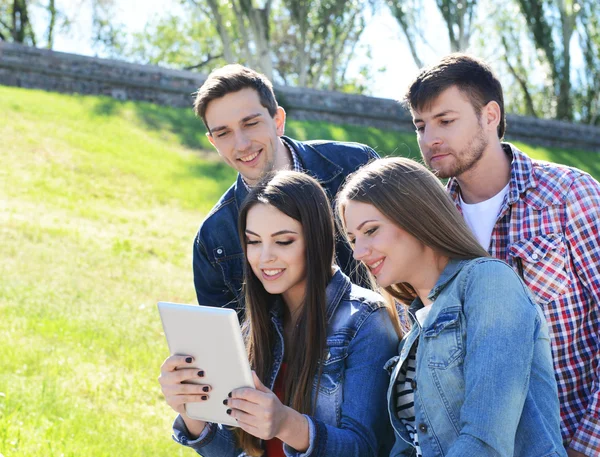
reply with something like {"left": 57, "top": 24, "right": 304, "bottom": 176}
{"left": 447, "top": 260, "right": 552, "bottom": 456}
{"left": 172, "top": 415, "right": 241, "bottom": 456}
{"left": 563, "top": 174, "right": 600, "bottom": 456}
{"left": 283, "top": 307, "right": 399, "bottom": 457}
{"left": 193, "top": 230, "right": 236, "bottom": 308}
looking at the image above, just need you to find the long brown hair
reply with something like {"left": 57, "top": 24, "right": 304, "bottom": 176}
{"left": 337, "top": 157, "right": 489, "bottom": 306}
{"left": 236, "top": 171, "right": 333, "bottom": 455}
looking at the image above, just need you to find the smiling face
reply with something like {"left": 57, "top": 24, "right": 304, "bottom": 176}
{"left": 205, "top": 88, "right": 287, "bottom": 186}
{"left": 244, "top": 203, "right": 307, "bottom": 310}
{"left": 412, "top": 86, "right": 489, "bottom": 179}
{"left": 343, "top": 200, "right": 426, "bottom": 288}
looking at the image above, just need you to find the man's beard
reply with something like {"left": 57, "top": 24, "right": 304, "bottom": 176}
{"left": 426, "top": 126, "right": 488, "bottom": 179}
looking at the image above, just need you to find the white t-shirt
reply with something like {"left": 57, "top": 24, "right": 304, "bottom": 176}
{"left": 460, "top": 183, "right": 509, "bottom": 250}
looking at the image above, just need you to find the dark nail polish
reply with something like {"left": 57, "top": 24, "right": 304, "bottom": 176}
{"left": 227, "top": 391, "right": 232, "bottom": 398}
{"left": 198, "top": 370, "right": 204, "bottom": 377}
{"left": 226, "top": 409, "right": 232, "bottom": 415}
{"left": 201, "top": 395, "right": 208, "bottom": 401}
{"left": 222, "top": 399, "right": 228, "bottom": 405}
{"left": 185, "top": 357, "right": 193, "bottom": 363}
{"left": 202, "top": 386, "right": 209, "bottom": 392}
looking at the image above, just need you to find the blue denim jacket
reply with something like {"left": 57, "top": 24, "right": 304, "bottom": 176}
{"left": 173, "top": 268, "right": 399, "bottom": 457}
{"left": 192, "top": 137, "right": 378, "bottom": 310}
{"left": 387, "top": 258, "right": 565, "bottom": 457}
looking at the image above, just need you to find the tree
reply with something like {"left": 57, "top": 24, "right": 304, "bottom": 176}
{"left": 0, "top": 0, "right": 36, "bottom": 45}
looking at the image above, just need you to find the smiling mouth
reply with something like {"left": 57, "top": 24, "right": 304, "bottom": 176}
{"left": 367, "top": 258, "right": 384, "bottom": 275}
{"left": 239, "top": 150, "right": 261, "bottom": 163}
{"left": 261, "top": 268, "right": 285, "bottom": 280}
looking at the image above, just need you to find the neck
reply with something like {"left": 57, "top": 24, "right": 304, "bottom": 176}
{"left": 457, "top": 141, "right": 511, "bottom": 204}
{"left": 412, "top": 253, "right": 449, "bottom": 306}
{"left": 273, "top": 137, "right": 293, "bottom": 171}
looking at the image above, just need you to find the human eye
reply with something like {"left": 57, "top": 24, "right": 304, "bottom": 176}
{"left": 216, "top": 130, "right": 230, "bottom": 138}
{"left": 440, "top": 119, "right": 454, "bottom": 126}
{"left": 347, "top": 236, "right": 356, "bottom": 245}
{"left": 365, "top": 227, "right": 378, "bottom": 236}
{"left": 276, "top": 239, "right": 294, "bottom": 246}
{"left": 246, "top": 239, "right": 260, "bottom": 245}
{"left": 245, "top": 121, "right": 259, "bottom": 128}
{"left": 414, "top": 125, "right": 424, "bottom": 133}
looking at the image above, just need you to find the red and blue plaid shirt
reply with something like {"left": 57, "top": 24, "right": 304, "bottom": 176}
{"left": 448, "top": 144, "right": 600, "bottom": 454}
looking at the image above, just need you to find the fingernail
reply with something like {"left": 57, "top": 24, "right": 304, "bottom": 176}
{"left": 201, "top": 395, "right": 208, "bottom": 401}
{"left": 185, "top": 357, "right": 193, "bottom": 363}
{"left": 202, "top": 386, "right": 209, "bottom": 392}
{"left": 222, "top": 399, "right": 228, "bottom": 405}
{"left": 227, "top": 391, "right": 232, "bottom": 398}
{"left": 226, "top": 409, "right": 232, "bottom": 415}
{"left": 198, "top": 370, "right": 204, "bottom": 377}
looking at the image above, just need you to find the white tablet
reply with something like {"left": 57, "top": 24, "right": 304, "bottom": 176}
{"left": 157, "top": 301, "right": 254, "bottom": 427}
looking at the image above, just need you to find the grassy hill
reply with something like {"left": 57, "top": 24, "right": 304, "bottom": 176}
{"left": 1, "top": 85, "right": 598, "bottom": 456}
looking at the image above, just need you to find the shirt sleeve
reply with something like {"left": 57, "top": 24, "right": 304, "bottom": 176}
{"left": 563, "top": 174, "right": 600, "bottom": 455}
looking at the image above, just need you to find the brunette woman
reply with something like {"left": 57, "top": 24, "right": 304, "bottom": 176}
{"left": 160, "top": 170, "right": 400, "bottom": 457}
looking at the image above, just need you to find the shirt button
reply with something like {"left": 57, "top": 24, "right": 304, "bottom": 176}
{"left": 411, "top": 379, "right": 417, "bottom": 390}
{"left": 531, "top": 253, "right": 539, "bottom": 260}
{"left": 419, "top": 423, "right": 428, "bottom": 433}
{"left": 216, "top": 248, "right": 223, "bottom": 255}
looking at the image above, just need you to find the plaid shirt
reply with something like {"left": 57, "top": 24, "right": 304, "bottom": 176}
{"left": 448, "top": 143, "right": 600, "bottom": 454}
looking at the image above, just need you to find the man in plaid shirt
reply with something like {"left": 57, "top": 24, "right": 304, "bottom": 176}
{"left": 405, "top": 54, "right": 600, "bottom": 456}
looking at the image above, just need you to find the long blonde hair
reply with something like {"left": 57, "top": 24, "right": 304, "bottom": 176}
{"left": 337, "top": 157, "right": 489, "bottom": 306}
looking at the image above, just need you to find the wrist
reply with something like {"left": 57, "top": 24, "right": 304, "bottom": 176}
{"left": 276, "top": 407, "right": 309, "bottom": 452}
{"left": 182, "top": 414, "right": 207, "bottom": 439}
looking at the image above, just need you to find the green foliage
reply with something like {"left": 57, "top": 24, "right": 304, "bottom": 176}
{"left": 1, "top": 85, "right": 599, "bottom": 456}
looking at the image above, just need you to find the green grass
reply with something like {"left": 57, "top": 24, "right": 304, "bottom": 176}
{"left": 1, "top": 85, "right": 598, "bottom": 456}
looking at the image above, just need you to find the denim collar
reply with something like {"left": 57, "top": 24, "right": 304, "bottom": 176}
{"left": 428, "top": 258, "right": 473, "bottom": 301}
{"left": 233, "top": 135, "right": 345, "bottom": 208}
{"left": 268, "top": 267, "right": 349, "bottom": 323}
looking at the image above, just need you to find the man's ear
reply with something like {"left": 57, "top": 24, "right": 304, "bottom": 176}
{"left": 206, "top": 131, "right": 217, "bottom": 148}
{"left": 482, "top": 101, "right": 501, "bottom": 134}
{"left": 274, "top": 106, "right": 286, "bottom": 136}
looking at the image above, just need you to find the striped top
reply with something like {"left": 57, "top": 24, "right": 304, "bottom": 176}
{"left": 395, "top": 305, "right": 432, "bottom": 455}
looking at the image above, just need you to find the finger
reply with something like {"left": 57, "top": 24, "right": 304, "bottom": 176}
{"left": 229, "top": 407, "right": 258, "bottom": 427}
{"left": 161, "top": 354, "right": 195, "bottom": 372}
{"left": 251, "top": 371, "right": 270, "bottom": 393}
{"left": 226, "top": 397, "right": 262, "bottom": 417}
{"left": 164, "top": 383, "right": 212, "bottom": 396}
{"left": 230, "top": 387, "right": 268, "bottom": 405}
{"left": 159, "top": 368, "right": 206, "bottom": 385}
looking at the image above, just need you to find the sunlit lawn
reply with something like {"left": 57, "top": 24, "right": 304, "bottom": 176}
{"left": 1, "top": 85, "right": 597, "bottom": 456}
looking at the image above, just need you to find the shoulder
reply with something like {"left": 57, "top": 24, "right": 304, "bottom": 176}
{"left": 328, "top": 282, "right": 389, "bottom": 336}
{"left": 195, "top": 184, "right": 238, "bottom": 244}
{"left": 529, "top": 157, "right": 595, "bottom": 205}
{"left": 297, "top": 138, "right": 379, "bottom": 164}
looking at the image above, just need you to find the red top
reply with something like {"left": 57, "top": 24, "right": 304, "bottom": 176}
{"left": 264, "top": 363, "right": 287, "bottom": 457}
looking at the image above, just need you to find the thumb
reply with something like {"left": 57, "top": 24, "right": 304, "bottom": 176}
{"left": 252, "top": 370, "right": 270, "bottom": 393}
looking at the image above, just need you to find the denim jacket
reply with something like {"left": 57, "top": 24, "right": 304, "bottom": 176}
{"left": 173, "top": 268, "right": 399, "bottom": 457}
{"left": 387, "top": 258, "right": 565, "bottom": 457}
{"left": 192, "top": 137, "right": 378, "bottom": 310}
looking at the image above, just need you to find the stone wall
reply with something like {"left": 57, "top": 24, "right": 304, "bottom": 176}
{"left": 2, "top": 41, "right": 599, "bottom": 152}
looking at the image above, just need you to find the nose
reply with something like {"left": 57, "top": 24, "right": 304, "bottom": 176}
{"left": 260, "top": 243, "right": 276, "bottom": 263}
{"left": 421, "top": 125, "right": 441, "bottom": 149}
{"left": 352, "top": 238, "right": 371, "bottom": 262}
{"left": 234, "top": 130, "right": 252, "bottom": 152}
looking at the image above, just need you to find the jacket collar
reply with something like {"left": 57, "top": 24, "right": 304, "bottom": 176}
{"left": 447, "top": 142, "right": 536, "bottom": 207}
{"left": 428, "top": 258, "right": 472, "bottom": 301}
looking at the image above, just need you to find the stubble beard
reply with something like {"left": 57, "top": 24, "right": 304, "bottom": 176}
{"left": 427, "top": 127, "right": 489, "bottom": 179}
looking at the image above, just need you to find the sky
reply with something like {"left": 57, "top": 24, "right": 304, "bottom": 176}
{"left": 33, "top": 0, "right": 456, "bottom": 101}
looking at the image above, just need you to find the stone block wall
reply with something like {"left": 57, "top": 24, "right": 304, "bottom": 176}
{"left": 1, "top": 41, "right": 599, "bottom": 152}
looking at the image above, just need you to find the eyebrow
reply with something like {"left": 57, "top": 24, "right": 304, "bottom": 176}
{"left": 245, "top": 229, "right": 298, "bottom": 237}
{"left": 413, "top": 109, "right": 458, "bottom": 124}
{"left": 209, "top": 113, "right": 263, "bottom": 134}
{"left": 347, "top": 219, "right": 378, "bottom": 235}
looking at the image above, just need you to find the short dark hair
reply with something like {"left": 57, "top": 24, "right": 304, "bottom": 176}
{"left": 193, "top": 64, "right": 279, "bottom": 131}
{"left": 404, "top": 54, "right": 506, "bottom": 139}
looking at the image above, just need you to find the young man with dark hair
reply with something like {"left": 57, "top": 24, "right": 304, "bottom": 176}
{"left": 405, "top": 53, "right": 600, "bottom": 456}
{"left": 192, "top": 64, "right": 376, "bottom": 312}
